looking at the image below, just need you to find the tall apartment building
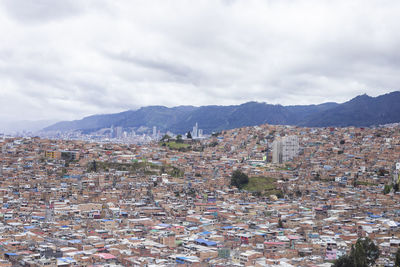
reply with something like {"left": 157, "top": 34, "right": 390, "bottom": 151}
{"left": 272, "top": 135, "right": 299, "bottom": 164}
{"left": 153, "top": 126, "right": 157, "bottom": 138}
{"left": 192, "top": 122, "right": 203, "bottom": 138}
{"left": 192, "top": 123, "right": 199, "bottom": 138}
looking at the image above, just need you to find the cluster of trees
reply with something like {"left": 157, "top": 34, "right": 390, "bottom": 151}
{"left": 334, "top": 237, "right": 379, "bottom": 267}
{"left": 176, "top": 134, "right": 183, "bottom": 143}
{"left": 396, "top": 248, "right": 400, "bottom": 267}
{"left": 230, "top": 170, "right": 249, "bottom": 189}
{"left": 383, "top": 182, "right": 400, "bottom": 195}
{"left": 383, "top": 184, "right": 392, "bottom": 194}
{"left": 336, "top": 237, "right": 400, "bottom": 266}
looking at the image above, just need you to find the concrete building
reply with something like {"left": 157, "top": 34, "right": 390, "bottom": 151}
{"left": 153, "top": 126, "right": 157, "bottom": 138}
{"left": 192, "top": 123, "right": 199, "bottom": 138}
{"left": 272, "top": 135, "right": 299, "bottom": 164}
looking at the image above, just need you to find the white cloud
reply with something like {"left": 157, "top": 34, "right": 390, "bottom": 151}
{"left": 0, "top": 0, "right": 399, "bottom": 122}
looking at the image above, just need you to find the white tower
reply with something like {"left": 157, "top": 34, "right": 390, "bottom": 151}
{"left": 192, "top": 123, "right": 198, "bottom": 138}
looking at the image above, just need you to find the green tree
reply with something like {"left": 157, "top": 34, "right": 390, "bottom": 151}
{"left": 278, "top": 218, "right": 283, "bottom": 228}
{"left": 230, "top": 170, "right": 249, "bottom": 189}
{"left": 395, "top": 247, "right": 400, "bottom": 267}
{"left": 170, "top": 166, "right": 184, "bottom": 177}
{"left": 161, "top": 134, "right": 171, "bottom": 142}
{"left": 394, "top": 183, "right": 399, "bottom": 192}
{"left": 353, "top": 173, "right": 358, "bottom": 187}
{"left": 383, "top": 184, "right": 391, "bottom": 194}
{"left": 352, "top": 237, "right": 379, "bottom": 266}
{"left": 176, "top": 134, "right": 183, "bottom": 143}
{"left": 377, "top": 168, "right": 388, "bottom": 176}
{"left": 334, "top": 237, "right": 380, "bottom": 267}
{"left": 87, "top": 160, "right": 97, "bottom": 172}
{"left": 333, "top": 255, "right": 353, "bottom": 267}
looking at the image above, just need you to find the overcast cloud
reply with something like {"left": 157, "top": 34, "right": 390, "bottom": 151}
{"left": 0, "top": 0, "right": 399, "bottom": 122}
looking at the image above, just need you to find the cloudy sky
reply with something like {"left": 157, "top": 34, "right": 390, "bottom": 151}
{"left": 0, "top": 0, "right": 399, "bottom": 122}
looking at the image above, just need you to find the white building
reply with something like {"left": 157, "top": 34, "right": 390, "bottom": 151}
{"left": 272, "top": 135, "right": 299, "bottom": 164}
{"left": 153, "top": 126, "right": 157, "bottom": 138}
{"left": 192, "top": 123, "right": 198, "bottom": 138}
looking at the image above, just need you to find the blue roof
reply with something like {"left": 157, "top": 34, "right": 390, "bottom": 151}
{"left": 5, "top": 252, "right": 17, "bottom": 256}
{"left": 221, "top": 226, "right": 233, "bottom": 230}
{"left": 370, "top": 215, "right": 381, "bottom": 218}
{"left": 58, "top": 257, "right": 75, "bottom": 262}
{"left": 204, "top": 241, "right": 217, "bottom": 246}
{"left": 199, "top": 231, "right": 211, "bottom": 235}
{"left": 194, "top": 238, "right": 217, "bottom": 246}
{"left": 32, "top": 216, "right": 45, "bottom": 220}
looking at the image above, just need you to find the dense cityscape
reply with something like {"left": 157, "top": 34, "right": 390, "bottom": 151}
{"left": 0, "top": 123, "right": 399, "bottom": 266}
{"left": 1, "top": 1, "right": 400, "bottom": 266}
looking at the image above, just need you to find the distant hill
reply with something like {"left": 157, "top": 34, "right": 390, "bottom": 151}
{"left": 43, "top": 91, "right": 400, "bottom": 134}
{"left": 301, "top": 91, "right": 400, "bottom": 127}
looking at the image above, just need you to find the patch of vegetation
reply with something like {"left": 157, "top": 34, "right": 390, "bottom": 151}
{"left": 395, "top": 248, "right": 400, "bottom": 267}
{"left": 394, "top": 183, "right": 399, "bottom": 192}
{"left": 208, "top": 141, "right": 218, "bottom": 147}
{"left": 230, "top": 170, "right": 249, "bottom": 189}
{"left": 334, "top": 237, "right": 379, "bottom": 267}
{"left": 278, "top": 218, "right": 284, "bottom": 228}
{"left": 160, "top": 141, "right": 191, "bottom": 151}
{"left": 87, "top": 160, "right": 160, "bottom": 174}
{"left": 169, "top": 166, "right": 184, "bottom": 178}
{"left": 377, "top": 168, "right": 389, "bottom": 177}
{"left": 277, "top": 166, "right": 292, "bottom": 171}
{"left": 383, "top": 184, "right": 392, "bottom": 194}
{"left": 160, "top": 134, "right": 171, "bottom": 141}
{"left": 242, "top": 176, "right": 282, "bottom": 197}
{"left": 356, "top": 181, "right": 379, "bottom": 187}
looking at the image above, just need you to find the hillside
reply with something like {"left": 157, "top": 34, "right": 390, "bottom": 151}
{"left": 43, "top": 91, "right": 400, "bottom": 134}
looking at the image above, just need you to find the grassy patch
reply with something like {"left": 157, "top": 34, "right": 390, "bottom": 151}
{"left": 242, "top": 176, "right": 281, "bottom": 196}
{"left": 168, "top": 166, "right": 184, "bottom": 178}
{"left": 87, "top": 161, "right": 160, "bottom": 174}
{"left": 87, "top": 161, "right": 184, "bottom": 178}
{"left": 356, "top": 181, "right": 379, "bottom": 186}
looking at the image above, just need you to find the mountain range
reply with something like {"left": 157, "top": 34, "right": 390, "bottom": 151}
{"left": 44, "top": 91, "right": 400, "bottom": 134}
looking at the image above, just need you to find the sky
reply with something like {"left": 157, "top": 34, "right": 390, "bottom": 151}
{"left": 0, "top": 0, "right": 399, "bottom": 123}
